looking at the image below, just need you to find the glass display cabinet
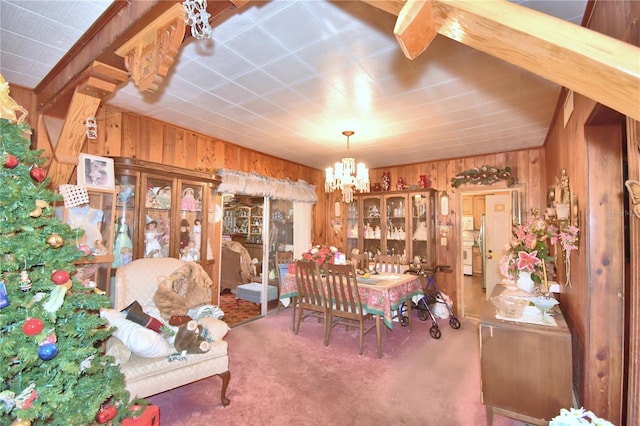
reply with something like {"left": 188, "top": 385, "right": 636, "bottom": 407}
{"left": 345, "top": 199, "right": 360, "bottom": 255}
{"left": 361, "top": 195, "right": 382, "bottom": 259}
{"left": 56, "top": 186, "right": 117, "bottom": 294}
{"left": 346, "top": 189, "right": 436, "bottom": 266}
{"left": 409, "top": 190, "right": 436, "bottom": 268}
{"left": 384, "top": 194, "right": 409, "bottom": 259}
{"left": 112, "top": 157, "right": 221, "bottom": 280}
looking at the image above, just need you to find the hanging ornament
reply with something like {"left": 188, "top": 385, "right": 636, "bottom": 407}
{"left": 3, "top": 153, "right": 18, "bottom": 168}
{"left": 22, "top": 318, "right": 44, "bottom": 336}
{"left": 19, "top": 270, "right": 31, "bottom": 292}
{"left": 29, "top": 206, "right": 42, "bottom": 218}
{"left": 29, "top": 166, "right": 46, "bottom": 183}
{"left": 46, "top": 233, "right": 64, "bottom": 248}
{"left": 85, "top": 116, "right": 97, "bottom": 140}
{"left": 13, "top": 383, "right": 38, "bottom": 410}
{"left": 51, "top": 270, "right": 70, "bottom": 285}
{"left": 96, "top": 405, "right": 118, "bottom": 424}
{"left": 0, "top": 280, "right": 9, "bottom": 308}
{"left": 11, "top": 420, "right": 31, "bottom": 426}
{"left": 38, "top": 343, "right": 58, "bottom": 361}
{"left": 78, "top": 244, "right": 91, "bottom": 256}
{"left": 39, "top": 332, "right": 57, "bottom": 346}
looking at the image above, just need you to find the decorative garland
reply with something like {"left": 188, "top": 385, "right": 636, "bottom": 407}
{"left": 450, "top": 165, "right": 515, "bottom": 188}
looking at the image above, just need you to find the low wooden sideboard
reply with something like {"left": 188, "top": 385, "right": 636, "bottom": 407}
{"left": 480, "top": 286, "right": 572, "bottom": 425}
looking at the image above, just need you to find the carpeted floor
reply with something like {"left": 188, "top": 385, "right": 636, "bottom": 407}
{"left": 149, "top": 309, "right": 525, "bottom": 426}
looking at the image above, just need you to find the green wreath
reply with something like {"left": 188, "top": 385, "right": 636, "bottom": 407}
{"left": 450, "top": 165, "right": 515, "bottom": 188}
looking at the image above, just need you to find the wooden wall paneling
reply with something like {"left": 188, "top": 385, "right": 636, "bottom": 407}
{"left": 173, "top": 128, "right": 189, "bottom": 168}
{"left": 585, "top": 123, "right": 624, "bottom": 424}
{"left": 626, "top": 117, "right": 640, "bottom": 426}
{"left": 6, "top": 84, "right": 37, "bottom": 129}
{"left": 34, "top": 114, "right": 53, "bottom": 169}
{"left": 103, "top": 107, "right": 122, "bottom": 157}
{"left": 196, "top": 135, "right": 214, "bottom": 171}
{"left": 162, "top": 126, "right": 177, "bottom": 166}
{"left": 183, "top": 132, "right": 199, "bottom": 170}
{"left": 138, "top": 117, "right": 161, "bottom": 162}
{"left": 121, "top": 113, "right": 139, "bottom": 158}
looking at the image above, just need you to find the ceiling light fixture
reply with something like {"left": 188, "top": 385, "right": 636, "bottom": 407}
{"left": 325, "top": 131, "right": 370, "bottom": 203}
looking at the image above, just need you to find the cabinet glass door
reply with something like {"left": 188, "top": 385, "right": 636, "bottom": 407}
{"left": 384, "top": 194, "right": 408, "bottom": 260}
{"left": 345, "top": 200, "right": 360, "bottom": 255}
{"left": 143, "top": 176, "right": 172, "bottom": 259}
{"left": 113, "top": 174, "right": 137, "bottom": 268}
{"left": 361, "top": 195, "right": 382, "bottom": 258}
{"left": 410, "top": 191, "right": 435, "bottom": 267}
{"left": 178, "top": 181, "right": 204, "bottom": 262}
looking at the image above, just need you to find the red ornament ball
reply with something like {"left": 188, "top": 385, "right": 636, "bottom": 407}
{"left": 30, "top": 167, "right": 46, "bottom": 183}
{"left": 78, "top": 244, "right": 91, "bottom": 256}
{"left": 51, "top": 270, "right": 70, "bottom": 285}
{"left": 96, "top": 405, "right": 117, "bottom": 424}
{"left": 22, "top": 318, "right": 44, "bottom": 336}
{"left": 4, "top": 154, "right": 18, "bottom": 168}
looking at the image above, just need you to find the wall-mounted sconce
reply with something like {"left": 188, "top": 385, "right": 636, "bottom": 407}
{"left": 439, "top": 190, "right": 450, "bottom": 216}
{"left": 438, "top": 190, "right": 452, "bottom": 238}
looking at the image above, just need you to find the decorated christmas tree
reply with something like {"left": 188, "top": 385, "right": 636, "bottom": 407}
{"left": 0, "top": 77, "right": 139, "bottom": 424}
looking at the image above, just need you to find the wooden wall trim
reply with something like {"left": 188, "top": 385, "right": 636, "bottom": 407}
{"left": 626, "top": 117, "right": 640, "bottom": 425}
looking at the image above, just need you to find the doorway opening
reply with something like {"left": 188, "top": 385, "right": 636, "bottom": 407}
{"left": 458, "top": 187, "right": 524, "bottom": 319}
{"left": 220, "top": 195, "right": 294, "bottom": 326}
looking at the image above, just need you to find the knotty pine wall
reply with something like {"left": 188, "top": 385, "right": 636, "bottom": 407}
{"left": 541, "top": 1, "right": 639, "bottom": 423}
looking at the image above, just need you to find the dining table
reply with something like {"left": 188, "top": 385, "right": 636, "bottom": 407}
{"left": 280, "top": 270, "right": 424, "bottom": 357}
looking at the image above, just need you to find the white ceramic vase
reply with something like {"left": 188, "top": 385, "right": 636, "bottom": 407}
{"left": 517, "top": 270, "right": 536, "bottom": 293}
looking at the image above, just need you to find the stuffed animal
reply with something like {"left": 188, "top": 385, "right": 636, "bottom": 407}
{"left": 174, "top": 320, "right": 210, "bottom": 354}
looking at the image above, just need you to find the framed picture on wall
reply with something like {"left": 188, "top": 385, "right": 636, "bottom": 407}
{"left": 77, "top": 154, "right": 115, "bottom": 191}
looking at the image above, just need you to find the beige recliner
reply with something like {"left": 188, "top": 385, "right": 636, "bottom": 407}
{"left": 110, "top": 257, "right": 230, "bottom": 405}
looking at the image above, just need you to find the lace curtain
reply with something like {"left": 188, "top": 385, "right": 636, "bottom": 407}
{"left": 217, "top": 169, "right": 317, "bottom": 203}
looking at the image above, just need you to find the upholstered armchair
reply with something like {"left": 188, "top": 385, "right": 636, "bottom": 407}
{"left": 106, "top": 257, "right": 230, "bottom": 405}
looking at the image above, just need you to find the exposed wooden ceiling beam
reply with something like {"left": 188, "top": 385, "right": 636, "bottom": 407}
{"left": 394, "top": 0, "right": 439, "bottom": 59}
{"left": 364, "top": 0, "right": 640, "bottom": 121}
{"left": 36, "top": 1, "right": 168, "bottom": 113}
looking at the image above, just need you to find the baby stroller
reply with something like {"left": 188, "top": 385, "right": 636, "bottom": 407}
{"left": 403, "top": 264, "right": 461, "bottom": 339}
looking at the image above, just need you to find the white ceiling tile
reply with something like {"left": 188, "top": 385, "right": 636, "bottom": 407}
{"left": 1, "top": 0, "right": 587, "bottom": 170}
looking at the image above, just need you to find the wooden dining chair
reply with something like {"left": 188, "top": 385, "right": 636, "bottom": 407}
{"left": 325, "top": 263, "right": 380, "bottom": 356}
{"left": 350, "top": 253, "right": 369, "bottom": 272}
{"left": 375, "top": 254, "right": 401, "bottom": 273}
{"left": 294, "top": 260, "right": 330, "bottom": 345}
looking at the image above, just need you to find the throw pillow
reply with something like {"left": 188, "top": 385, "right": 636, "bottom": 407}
{"left": 197, "top": 317, "right": 230, "bottom": 341}
{"left": 105, "top": 336, "right": 132, "bottom": 365}
{"left": 100, "top": 309, "right": 174, "bottom": 359}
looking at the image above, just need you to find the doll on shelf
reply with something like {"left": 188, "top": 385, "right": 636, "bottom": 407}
{"left": 181, "top": 240, "right": 199, "bottom": 262}
{"left": 112, "top": 217, "right": 133, "bottom": 268}
{"left": 144, "top": 220, "right": 162, "bottom": 258}
{"left": 93, "top": 239, "right": 108, "bottom": 255}
{"left": 155, "top": 186, "right": 171, "bottom": 209}
{"left": 179, "top": 219, "right": 190, "bottom": 250}
{"left": 192, "top": 219, "right": 202, "bottom": 250}
{"left": 181, "top": 187, "right": 197, "bottom": 211}
{"left": 119, "top": 247, "right": 133, "bottom": 266}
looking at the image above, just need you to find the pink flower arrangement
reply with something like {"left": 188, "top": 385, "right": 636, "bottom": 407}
{"left": 301, "top": 244, "right": 338, "bottom": 267}
{"left": 505, "top": 209, "right": 555, "bottom": 284}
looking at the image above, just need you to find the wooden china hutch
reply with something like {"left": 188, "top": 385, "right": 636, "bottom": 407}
{"left": 344, "top": 189, "right": 437, "bottom": 268}
{"left": 111, "top": 157, "right": 221, "bottom": 281}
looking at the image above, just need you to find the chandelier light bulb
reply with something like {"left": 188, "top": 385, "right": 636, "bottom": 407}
{"left": 325, "top": 131, "right": 370, "bottom": 203}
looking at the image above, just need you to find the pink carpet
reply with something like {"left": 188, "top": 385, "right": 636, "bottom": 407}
{"left": 149, "top": 308, "right": 524, "bottom": 425}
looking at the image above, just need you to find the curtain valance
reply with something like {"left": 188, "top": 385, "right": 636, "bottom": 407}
{"left": 217, "top": 169, "right": 317, "bottom": 203}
